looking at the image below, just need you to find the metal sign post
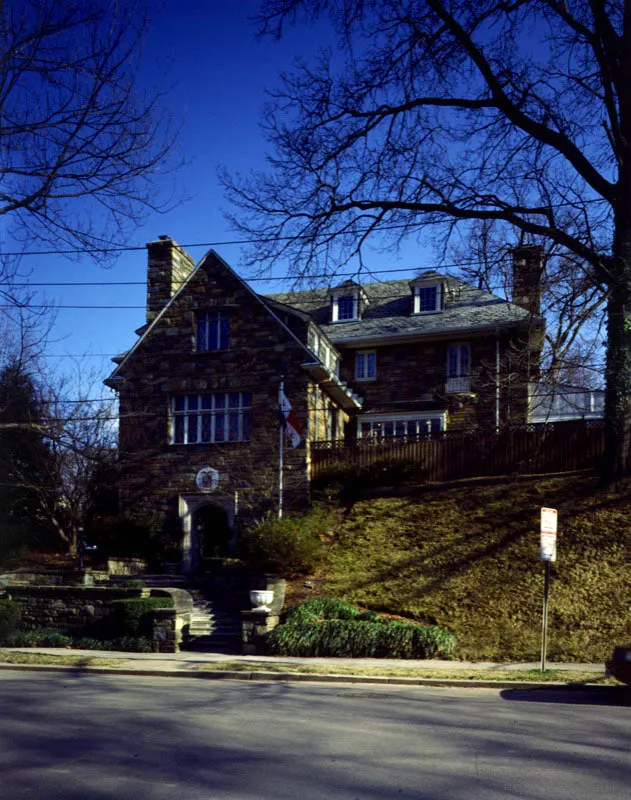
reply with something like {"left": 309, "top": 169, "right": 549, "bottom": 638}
{"left": 539, "top": 508, "right": 557, "bottom": 672}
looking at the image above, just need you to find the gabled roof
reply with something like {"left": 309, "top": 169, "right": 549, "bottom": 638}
{"left": 266, "top": 275, "right": 541, "bottom": 345}
{"left": 105, "top": 249, "right": 362, "bottom": 410}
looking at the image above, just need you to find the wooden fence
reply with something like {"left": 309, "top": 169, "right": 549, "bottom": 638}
{"left": 310, "top": 423, "right": 606, "bottom": 483}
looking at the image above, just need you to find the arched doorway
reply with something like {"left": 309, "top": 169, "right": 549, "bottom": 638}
{"left": 192, "top": 503, "right": 231, "bottom": 568}
{"left": 179, "top": 494, "right": 236, "bottom": 572}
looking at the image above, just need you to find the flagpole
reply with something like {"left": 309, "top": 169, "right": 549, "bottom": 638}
{"left": 278, "top": 378, "right": 284, "bottom": 519}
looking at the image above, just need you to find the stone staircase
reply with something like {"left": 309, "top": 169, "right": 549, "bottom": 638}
{"left": 184, "top": 587, "right": 244, "bottom": 653}
{"left": 146, "top": 562, "right": 251, "bottom": 654}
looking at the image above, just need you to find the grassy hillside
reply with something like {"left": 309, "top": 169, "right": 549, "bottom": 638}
{"left": 317, "top": 475, "right": 631, "bottom": 662}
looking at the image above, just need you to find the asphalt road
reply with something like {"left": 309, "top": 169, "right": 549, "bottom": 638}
{"left": 0, "top": 671, "right": 629, "bottom": 800}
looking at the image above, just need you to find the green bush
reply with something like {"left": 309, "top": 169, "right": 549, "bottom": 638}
{"left": 110, "top": 636, "right": 153, "bottom": 652}
{"left": 267, "top": 598, "right": 455, "bottom": 658}
{"left": 108, "top": 597, "right": 173, "bottom": 638}
{"left": 0, "top": 599, "right": 21, "bottom": 644}
{"left": 6, "top": 629, "right": 72, "bottom": 647}
{"left": 240, "top": 506, "right": 331, "bottom": 577}
{"left": 71, "top": 636, "right": 152, "bottom": 653}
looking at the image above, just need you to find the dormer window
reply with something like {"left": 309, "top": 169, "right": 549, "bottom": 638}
{"left": 331, "top": 291, "right": 359, "bottom": 322}
{"left": 329, "top": 280, "right": 367, "bottom": 322}
{"left": 410, "top": 276, "right": 444, "bottom": 315}
{"left": 337, "top": 294, "right": 356, "bottom": 321}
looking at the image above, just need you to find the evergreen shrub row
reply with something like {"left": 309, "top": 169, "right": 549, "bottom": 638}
{"left": 266, "top": 599, "right": 455, "bottom": 659}
{"left": 5, "top": 629, "right": 152, "bottom": 652}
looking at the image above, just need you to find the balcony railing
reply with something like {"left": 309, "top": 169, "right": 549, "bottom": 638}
{"left": 445, "top": 375, "right": 471, "bottom": 394}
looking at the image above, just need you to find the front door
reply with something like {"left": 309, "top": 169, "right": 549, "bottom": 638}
{"left": 191, "top": 503, "right": 231, "bottom": 569}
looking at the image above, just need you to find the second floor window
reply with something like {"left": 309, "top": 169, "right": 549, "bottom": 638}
{"left": 446, "top": 344, "right": 471, "bottom": 392}
{"left": 355, "top": 351, "right": 376, "bottom": 380}
{"left": 196, "top": 311, "right": 229, "bottom": 351}
{"left": 171, "top": 391, "right": 251, "bottom": 444}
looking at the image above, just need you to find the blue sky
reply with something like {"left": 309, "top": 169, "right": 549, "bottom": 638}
{"left": 14, "top": 0, "right": 430, "bottom": 391}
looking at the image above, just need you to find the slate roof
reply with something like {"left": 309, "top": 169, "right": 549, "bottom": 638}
{"left": 265, "top": 275, "right": 539, "bottom": 345}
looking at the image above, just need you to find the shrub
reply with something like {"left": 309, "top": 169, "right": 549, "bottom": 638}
{"left": 240, "top": 506, "right": 331, "bottom": 577}
{"left": 0, "top": 599, "right": 21, "bottom": 644}
{"left": 110, "top": 636, "right": 153, "bottom": 652}
{"left": 71, "top": 636, "right": 152, "bottom": 653}
{"left": 108, "top": 597, "right": 173, "bottom": 638}
{"left": 285, "top": 598, "right": 362, "bottom": 624}
{"left": 71, "top": 637, "right": 110, "bottom": 650}
{"left": 6, "top": 629, "right": 72, "bottom": 647}
{"left": 267, "top": 598, "right": 455, "bottom": 659}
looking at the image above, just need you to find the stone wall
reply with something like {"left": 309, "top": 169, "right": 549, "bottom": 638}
{"left": 116, "top": 250, "right": 347, "bottom": 544}
{"left": 7, "top": 586, "right": 191, "bottom": 653}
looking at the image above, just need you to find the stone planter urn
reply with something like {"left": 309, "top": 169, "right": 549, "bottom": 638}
{"left": 249, "top": 589, "right": 274, "bottom": 612}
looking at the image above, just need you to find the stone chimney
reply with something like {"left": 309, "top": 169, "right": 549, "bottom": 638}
{"left": 146, "top": 235, "right": 196, "bottom": 323}
{"left": 511, "top": 245, "right": 543, "bottom": 316}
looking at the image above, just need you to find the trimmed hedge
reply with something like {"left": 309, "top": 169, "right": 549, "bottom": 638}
{"left": 267, "top": 599, "right": 455, "bottom": 658}
{"left": 5, "top": 629, "right": 153, "bottom": 652}
{"left": 0, "top": 600, "right": 22, "bottom": 645}
{"left": 109, "top": 597, "right": 173, "bottom": 638}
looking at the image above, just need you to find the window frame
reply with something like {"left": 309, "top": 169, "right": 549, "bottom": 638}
{"left": 357, "top": 412, "right": 446, "bottom": 439}
{"left": 446, "top": 343, "right": 472, "bottom": 393}
{"left": 355, "top": 350, "right": 377, "bottom": 381}
{"left": 195, "top": 310, "right": 230, "bottom": 352}
{"left": 331, "top": 290, "right": 359, "bottom": 322}
{"left": 412, "top": 282, "right": 443, "bottom": 315}
{"left": 171, "top": 391, "right": 252, "bottom": 444}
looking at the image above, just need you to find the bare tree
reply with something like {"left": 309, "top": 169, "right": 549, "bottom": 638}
{"left": 0, "top": 357, "right": 117, "bottom": 557}
{"left": 223, "top": 1, "right": 631, "bottom": 476}
{"left": 0, "top": 0, "right": 175, "bottom": 257}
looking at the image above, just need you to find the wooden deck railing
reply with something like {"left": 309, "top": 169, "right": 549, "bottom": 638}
{"left": 310, "top": 423, "right": 605, "bottom": 482}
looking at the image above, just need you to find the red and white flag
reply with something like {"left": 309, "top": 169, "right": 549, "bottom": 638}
{"left": 279, "top": 386, "right": 304, "bottom": 448}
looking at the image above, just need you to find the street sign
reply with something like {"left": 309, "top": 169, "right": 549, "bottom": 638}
{"left": 540, "top": 532, "right": 557, "bottom": 562}
{"left": 539, "top": 507, "right": 559, "bottom": 672}
{"left": 540, "top": 507, "right": 557, "bottom": 562}
{"left": 540, "top": 507, "right": 558, "bottom": 534}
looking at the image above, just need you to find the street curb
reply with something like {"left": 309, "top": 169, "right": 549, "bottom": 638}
{"left": 0, "top": 662, "right": 621, "bottom": 690}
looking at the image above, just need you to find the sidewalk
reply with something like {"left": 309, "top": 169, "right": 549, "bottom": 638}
{"left": 0, "top": 647, "right": 610, "bottom": 689}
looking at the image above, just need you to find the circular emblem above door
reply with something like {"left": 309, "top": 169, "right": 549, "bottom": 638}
{"left": 196, "top": 467, "right": 219, "bottom": 492}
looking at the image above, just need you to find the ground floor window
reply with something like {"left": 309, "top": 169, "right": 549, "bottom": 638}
{"left": 171, "top": 392, "right": 252, "bottom": 444}
{"left": 358, "top": 413, "right": 446, "bottom": 439}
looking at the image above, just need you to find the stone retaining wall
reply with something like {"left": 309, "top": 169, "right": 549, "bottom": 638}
{"left": 6, "top": 586, "right": 192, "bottom": 653}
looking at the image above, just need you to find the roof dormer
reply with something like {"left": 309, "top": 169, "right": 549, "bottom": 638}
{"left": 409, "top": 272, "right": 445, "bottom": 315}
{"left": 328, "top": 280, "right": 368, "bottom": 323}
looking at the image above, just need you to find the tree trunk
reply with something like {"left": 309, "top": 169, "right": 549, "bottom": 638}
{"left": 604, "top": 233, "right": 631, "bottom": 479}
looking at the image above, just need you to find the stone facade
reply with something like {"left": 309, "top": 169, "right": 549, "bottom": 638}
{"left": 338, "top": 332, "right": 532, "bottom": 432}
{"left": 109, "top": 246, "right": 355, "bottom": 568}
{"left": 107, "top": 237, "right": 542, "bottom": 566}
